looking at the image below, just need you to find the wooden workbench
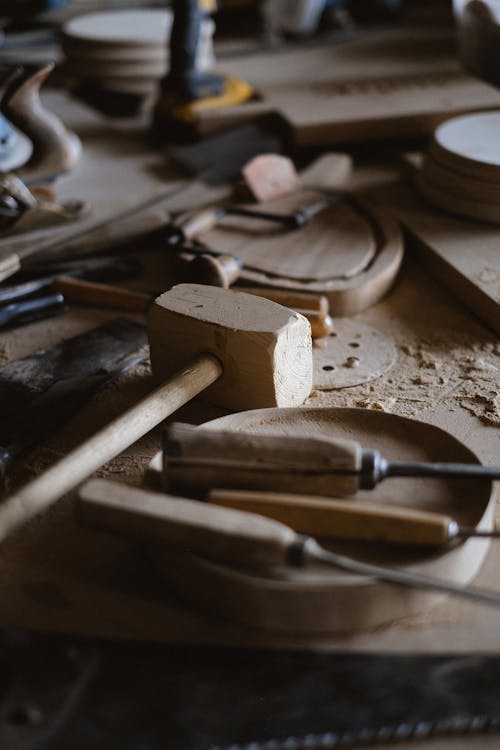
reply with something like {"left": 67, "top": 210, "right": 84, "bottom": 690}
{"left": 0, "top": 84, "right": 499, "bottom": 750}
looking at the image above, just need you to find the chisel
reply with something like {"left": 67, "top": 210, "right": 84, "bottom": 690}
{"left": 208, "top": 489, "right": 500, "bottom": 547}
{"left": 163, "top": 423, "right": 500, "bottom": 498}
{"left": 77, "top": 478, "right": 500, "bottom": 608}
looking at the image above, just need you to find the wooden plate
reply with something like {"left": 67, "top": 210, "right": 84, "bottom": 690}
{"left": 415, "top": 172, "right": 500, "bottom": 224}
{"left": 421, "top": 153, "right": 500, "bottom": 204}
{"left": 151, "top": 407, "right": 494, "bottom": 634}
{"left": 197, "top": 198, "right": 403, "bottom": 315}
{"left": 62, "top": 10, "right": 172, "bottom": 49}
{"left": 430, "top": 111, "right": 500, "bottom": 182}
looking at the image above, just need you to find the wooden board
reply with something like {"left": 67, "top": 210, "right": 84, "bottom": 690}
{"left": 203, "top": 192, "right": 376, "bottom": 281}
{"left": 150, "top": 407, "right": 494, "bottom": 634}
{"left": 199, "top": 198, "right": 403, "bottom": 315}
{"left": 196, "top": 28, "right": 500, "bottom": 145}
{"left": 375, "top": 181, "right": 500, "bottom": 335}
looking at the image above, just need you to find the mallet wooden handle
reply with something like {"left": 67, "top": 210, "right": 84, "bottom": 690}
{"left": 208, "top": 489, "right": 455, "bottom": 546}
{"left": 78, "top": 478, "right": 295, "bottom": 568}
{"left": 0, "top": 355, "right": 222, "bottom": 542}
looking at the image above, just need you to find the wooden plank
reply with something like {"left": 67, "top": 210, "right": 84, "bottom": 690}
{"left": 376, "top": 181, "right": 500, "bottom": 335}
{"left": 198, "top": 28, "right": 500, "bottom": 144}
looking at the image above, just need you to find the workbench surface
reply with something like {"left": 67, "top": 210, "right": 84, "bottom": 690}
{"left": 0, "top": 85, "right": 499, "bottom": 750}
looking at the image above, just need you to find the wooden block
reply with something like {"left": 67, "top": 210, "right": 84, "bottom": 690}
{"left": 148, "top": 283, "right": 313, "bottom": 410}
{"left": 241, "top": 154, "right": 299, "bottom": 203}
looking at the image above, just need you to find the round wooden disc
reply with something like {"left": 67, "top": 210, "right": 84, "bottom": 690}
{"left": 152, "top": 407, "right": 493, "bottom": 634}
{"left": 62, "top": 45, "right": 167, "bottom": 67}
{"left": 312, "top": 320, "right": 397, "bottom": 390}
{"left": 63, "top": 10, "right": 172, "bottom": 48}
{"left": 415, "top": 171, "right": 500, "bottom": 224}
{"left": 420, "top": 152, "right": 500, "bottom": 204}
{"left": 63, "top": 58, "right": 167, "bottom": 79}
{"left": 225, "top": 200, "right": 404, "bottom": 315}
{"left": 95, "top": 77, "right": 158, "bottom": 95}
{"left": 205, "top": 192, "right": 376, "bottom": 282}
{"left": 430, "top": 111, "right": 500, "bottom": 182}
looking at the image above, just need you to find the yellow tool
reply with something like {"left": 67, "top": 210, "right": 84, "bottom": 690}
{"left": 153, "top": 0, "right": 253, "bottom": 138}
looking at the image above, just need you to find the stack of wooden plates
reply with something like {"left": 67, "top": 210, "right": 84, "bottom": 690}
{"left": 61, "top": 9, "right": 173, "bottom": 97}
{"left": 416, "top": 111, "right": 500, "bottom": 224}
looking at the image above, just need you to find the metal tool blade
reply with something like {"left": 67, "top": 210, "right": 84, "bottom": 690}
{"left": 0, "top": 318, "right": 147, "bottom": 480}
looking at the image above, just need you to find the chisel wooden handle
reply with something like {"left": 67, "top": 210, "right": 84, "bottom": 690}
{"left": 163, "top": 422, "right": 361, "bottom": 497}
{"left": 0, "top": 355, "right": 222, "bottom": 542}
{"left": 178, "top": 208, "right": 223, "bottom": 239}
{"left": 235, "top": 288, "right": 333, "bottom": 338}
{"left": 78, "top": 478, "right": 295, "bottom": 568}
{"left": 208, "top": 489, "right": 455, "bottom": 546}
{"left": 52, "top": 276, "right": 151, "bottom": 312}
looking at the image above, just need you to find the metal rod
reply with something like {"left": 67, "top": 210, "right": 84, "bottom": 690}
{"left": 302, "top": 538, "right": 500, "bottom": 607}
{"left": 386, "top": 461, "right": 500, "bottom": 481}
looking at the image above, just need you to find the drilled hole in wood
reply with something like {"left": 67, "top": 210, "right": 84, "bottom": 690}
{"left": 349, "top": 342, "right": 360, "bottom": 348}
{"left": 322, "top": 365, "right": 335, "bottom": 371}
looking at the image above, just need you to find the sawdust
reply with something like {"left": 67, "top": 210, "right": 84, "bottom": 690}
{"left": 309, "top": 323, "right": 500, "bottom": 428}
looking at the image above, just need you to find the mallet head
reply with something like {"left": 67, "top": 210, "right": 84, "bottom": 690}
{"left": 148, "top": 284, "right": 313, "bottom": 411}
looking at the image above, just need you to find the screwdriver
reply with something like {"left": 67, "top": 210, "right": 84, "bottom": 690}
{"left": 78, "top": 478, "right": 500, "bottom": 608}
{"left": 208, "top": 489, "right": 500, "bottom": 547}
{"left": 162, "top": 423, "right": 500, "bottom": 498}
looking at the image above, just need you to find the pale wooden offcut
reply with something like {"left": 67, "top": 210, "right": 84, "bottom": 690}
{"left": 149, "top": 284, "right": 313, "bottom": 410}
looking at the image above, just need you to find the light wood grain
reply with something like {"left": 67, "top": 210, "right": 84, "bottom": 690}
{"left": 149, "top": 284, "right": 313, "bottom": 410}
{"left": 208, "top": 489, "right": 455, "bottom": 546}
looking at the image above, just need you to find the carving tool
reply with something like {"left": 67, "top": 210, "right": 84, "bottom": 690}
{"left": 208, "top": 489, "right": 500, "bottom": 547}
{"left": 0, "top": 285, "right": 312, "bottom": 541}
{"left": 78, "top": 478, "right": 500, "bottom": 608}
{"left": 163, "top": 197, "right": 336, "bottom": 248}
{"left": 162, "top": 423, "right": 500, "bottom": 498}
{"left": 0, "top": 256, "right": 141, "bottom": 305}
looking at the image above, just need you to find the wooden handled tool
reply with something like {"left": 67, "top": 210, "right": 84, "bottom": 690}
{"left": 162, "top": 423, "right": 499, "bottom": 498}
{"left": 208, "top": 489, "right": 500, "bottom": 546}
{"left": 0, "top": 285, "right": 312, "bottom": 542}
{"left": 165, "top": 199, "right": 333, "bottom": 247}
{"left": 52, "top": 277, "right": 333, "bottom": 338}
{"left": 77, "top": 478, "right": 500, "bottom": 607}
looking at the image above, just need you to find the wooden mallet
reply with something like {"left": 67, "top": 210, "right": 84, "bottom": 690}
{"left": 0, "top": 284, "right": 312, "bottom": 541}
